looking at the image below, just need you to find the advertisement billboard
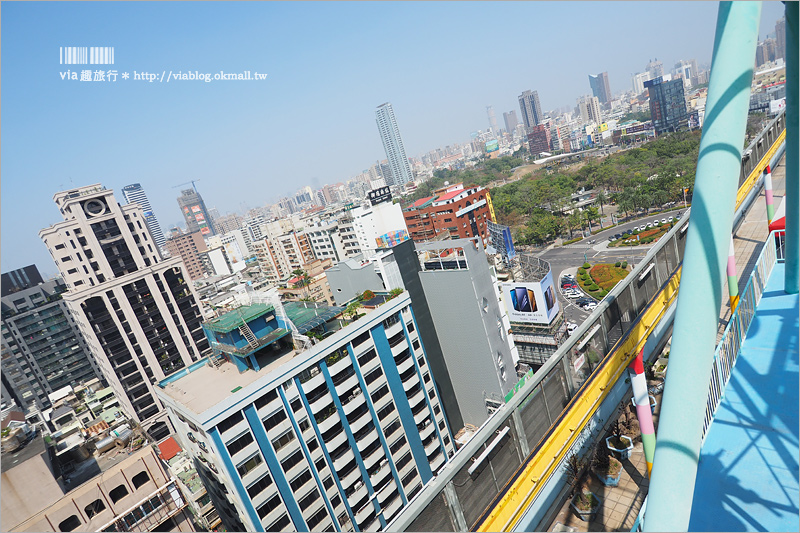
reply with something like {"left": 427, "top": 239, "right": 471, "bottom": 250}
{"left": 485, "top": 139, "right": 499, "bottom": 153}
{"left": 195, "top": 213, "right": 205, "bottom": 222}
{"left": 376, "top": 229, "right": 410, "bottom": 248}
{"left": 502, "top": 226, "right": 516, "bottom": 261}
{"left": 501, "top": 269, "right": 559, "bottom": 324}
{"left": 191, "top": 205, "right": 201, "bottom": 213}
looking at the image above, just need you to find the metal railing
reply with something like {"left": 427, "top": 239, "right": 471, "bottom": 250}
{"left": 701, "top": 230, "right": 784, "bottom": 440}
{"left": 387, "top": 117, "right": 787, "bottom": 533}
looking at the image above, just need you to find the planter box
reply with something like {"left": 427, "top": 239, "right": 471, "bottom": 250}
{"left": 594, "top": 466, "right": 622, "bottom": 487}
{"left": 606, "top": 435, "right": 634, "bottom": 460}
{"left": 631, "top": 395, "right": 658, "bottom": 413}
{"left": 570, "top": 491, "right": 601, "bottom": 522}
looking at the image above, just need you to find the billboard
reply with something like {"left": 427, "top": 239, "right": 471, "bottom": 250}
{"left": 501, "top": 269, "right": 559, "bottom": 324}
{"left": 191, "top": 205, "right": 201, "bottom": 213}
{"left": 502, "top": 226, "right": 516, "bottom": 261}
{"left": 195, "top": 213, "right": 205, "bottom": 222}
{"left": 376, "top": 229, "right": 410, "bottom": 248}
{"left": 485, "top": 139, "right": 499, "bottom": 153}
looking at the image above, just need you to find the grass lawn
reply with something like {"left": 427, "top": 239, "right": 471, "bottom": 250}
{"left": 609, "top": 223, "right": 673, "bottom": 247}
{"left": 590, "top": 264, "right": 630, "bottom": 290}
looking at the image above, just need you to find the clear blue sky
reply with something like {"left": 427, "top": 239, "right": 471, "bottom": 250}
{"left": 1, "top": 1, "right": 785, "bottom": 276}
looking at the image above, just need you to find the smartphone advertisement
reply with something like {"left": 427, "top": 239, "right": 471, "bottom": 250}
{"left": 501, "top": 269, "right": 559, "bottom": 324}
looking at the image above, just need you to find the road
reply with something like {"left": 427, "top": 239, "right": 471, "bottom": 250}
{"left": 538, "top": 206, "right": 688, "bottom": 326}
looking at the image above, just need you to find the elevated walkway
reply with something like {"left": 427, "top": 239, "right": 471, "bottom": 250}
{"left": 689, "top": 261, "right": 799, "bottom": 532}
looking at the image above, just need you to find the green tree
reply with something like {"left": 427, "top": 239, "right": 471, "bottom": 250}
{"left": 595, "top": 190, "right": 608, "bottom": 215}
{"left": 292, "top": 269, "right": 312, "bottom": 300}
{"left": 345, "top": 301, "right": 362, "bottom": 321}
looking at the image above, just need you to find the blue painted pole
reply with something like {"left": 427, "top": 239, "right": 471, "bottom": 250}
{"left": 643, "top": 3, "right": 761, "bottom": 531}
{"left": 785, "top": 1, "right": 798, "bottom": 294}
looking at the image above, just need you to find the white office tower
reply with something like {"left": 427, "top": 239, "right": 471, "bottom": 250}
{"left": 121, "top": 183, "right": 167, "bottom": 255}
{"left": 39, "top": 184, "right": 212, "bottom": 440}
{"left": 375, "top": 103, "right": 414, "bottom": 187}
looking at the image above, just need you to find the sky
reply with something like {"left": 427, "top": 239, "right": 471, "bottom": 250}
{"left": 0, "top": 1, "right": 786, "bottom": 276}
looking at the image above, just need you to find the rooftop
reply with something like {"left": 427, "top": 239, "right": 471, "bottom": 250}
{"left": 158, "top": 348, "right": 300, "bottom": 415}
{"left": 158, "top": 436, "right": 182, "bottom": 461}
{"left": 157, "top": 293, "right": 409, "bottom": 418}
{"left": 204, "top": 302, "right": 274, "bottom": 333}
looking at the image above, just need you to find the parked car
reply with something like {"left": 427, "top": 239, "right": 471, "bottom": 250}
{"left": 614, "top": 233, "right": 623, "bottom": 239}
{"left": 625, "top": 229, "right": 633, "bottom": 235}
{"left": 661, "top": 218, "right": 667, "bottom": 224}
{"left": 668, "top": 216, "right": 674, "bottom": 222}
{"left": 646, "top": 223, "right": 653, "bottom": 229}
{"left": 639, "top": 225, "right": 647, "bottom": 231}
{"left": 567, "top": 322, "right": 579, "bottom": 335}
{"left": 676, "top": 213, "right": 682, "bottom": 219}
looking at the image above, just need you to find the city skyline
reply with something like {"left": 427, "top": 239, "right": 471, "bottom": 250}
{"left": 1, "top": 1, "right": 785, "bottom": 273}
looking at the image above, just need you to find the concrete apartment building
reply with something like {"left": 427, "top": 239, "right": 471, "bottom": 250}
{"left": 165, "top": 230, "right": 208, "bottom": 281}
{"left": 38, "top": 184, "right": 212, "bottom": 441}
{"left": 1, "top": 266, "right": 102, "bottom": 412}
{"left": 2, "top": 442, "right": 194, "bottom": 532}
{"left": 645, "top": 75, "right": 689, "bottom": 135}
{"left": 375, "top": 103, "right": 414, "bottom": 187}
{"left": 326, "top": 238, "right": 517, "bottom": 429}
{"left": 403, "top": 183, "right": 494, "bottom": 245}
{"left": 177, "top": 187, "right": 215, "bottom": 237}
{"left": 154, "top": 292, "right": 455, "bottom": 532}
{"left": 121, "top": 183, "right": 167, "bottom": 255}
{"left": 518, "top": 90, "right": 544, "bottom": 131}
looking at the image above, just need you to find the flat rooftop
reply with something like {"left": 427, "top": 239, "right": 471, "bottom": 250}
{"left": 158, "top": 349, "right": 299, "bottom": 415}
{"left": 689, "top": 262, "right": 799, "bottom": 531}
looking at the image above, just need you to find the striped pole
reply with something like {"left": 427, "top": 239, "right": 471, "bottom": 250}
{"left": 764, "top": 164, "right": 775, "bottom": 224}
{"left": 628, "top": 348, "right": 656, "bottom": 477}
{"left": 727, "top": 235, "right": 739, "bottom": 310}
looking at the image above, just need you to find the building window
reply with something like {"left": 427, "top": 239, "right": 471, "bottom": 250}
{"left": 84, "top": 499, "right": 106, "bottom": 519}
{"left": 109, "top": 484, "right": 129, "bottom": 503}
{"left": 227, "top": 432, "right": 254, "bottom": 456}
{"left": 281, "top": 449, "right": 305, "bottom": 472}
{"left": 247, "top": 473, "right": 273, "bottom": 499}
{"left": 237, "top": 453, "right": 263, "bottom": 477}
{"left": 298, "top": 488, "right": 320, "bottom": 510}
{"left": 306, "top": 507, "right": 328, "bottom": 529}
{"left": 256, "top": 494, "right": 282, "bottom": 519}
{"left": 254, "top": 389, "right": 278, "bottom": 410}
{"left": 217, "top": 411, "right": 244, "bottom": 433}
{"left": 58, "top": 515, "right": 81, "bottom": 532}
{"left": 289, "top": 469, "right": 313, "bottom": 491}
{"left": 262, "top": 409, "right": 287, "bottom": 429}
{"left": 271, "top": 430, "right": 295, "bottom": 452}
{"left": 131, "top": 471, "right": 150, "bottom": 489}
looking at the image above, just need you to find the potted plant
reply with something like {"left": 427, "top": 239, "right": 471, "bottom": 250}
{"left": 605, "top": 419, "right": 634, "bottom": 460}
{"left": 592, "top": 441, "right": 623, "bottom": 487}
{"left": 564, "top": 452, "right": 601, "bottom": 522}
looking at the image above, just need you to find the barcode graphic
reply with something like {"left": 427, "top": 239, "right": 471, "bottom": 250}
{"left": 60, "top": 47, "right": 114, "bottom": 65}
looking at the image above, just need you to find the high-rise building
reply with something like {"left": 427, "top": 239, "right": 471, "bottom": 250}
{"left": 121, "top": 183, "right": 167, "bottom": 254}
{"left": 39, "top": 184, "right": 212, "bottom": 440}
{"left": 164, "top": 230, "right": 209, "bottom": 281}
{"left": 646, "top": 58, "right": 664, "bottom": 78}
{"left": 578, "top": 95, "right": 602, "bottom": 124}
{"left": 518, "top": 90, "right": 543, "bottom": 131}
{"left": 776, "top": 17, "right": 786, "bottom": 61}
{"left": 645, "top": 76, "right": 689, "bottom": 136}
{"left": 177, "top": 187, "right": 216, "bottom": 237}
{"left": 154, "top": 292, "right": 455, "bottom": 532}
{"left": 503, "top": 110, "right": 519, "bottom": 135}
{"left": 1, "top": 266, "right": 102, "bottom": 411}
{"left": 632, "top": 71, "right": 652, "bottom": 95}
{"left": 588, "top": 71, "right": 612, "bottom": 105}
{"left": 1, "top": 265, "right": 44, "bottom": 297}
{"left": 527, "top": 123, "right": 553, "bottom": 156}
{"left": 375, "top": 103, "right": 414, "bottom": 187}
{"left": 486, "top": 105, "right": 499, "bottom": 135}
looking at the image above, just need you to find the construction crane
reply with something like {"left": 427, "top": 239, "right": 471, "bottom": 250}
{"left": 172, "top": 180, "right": 201, "bottom": 193}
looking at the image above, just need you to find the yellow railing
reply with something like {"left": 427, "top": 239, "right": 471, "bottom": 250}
{"left": 475, "top": 127, "right": 785, "bottom": 532}
{"left": 735, "top": 128, "right": 785, "bottom": 210}
{"left": 477, "top": 269, "right": 681, "bottom": 532}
